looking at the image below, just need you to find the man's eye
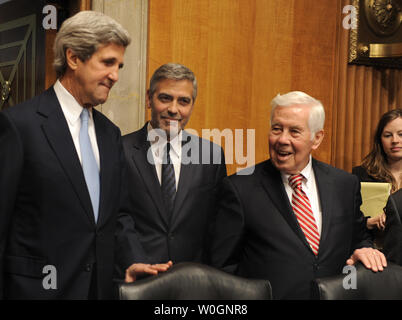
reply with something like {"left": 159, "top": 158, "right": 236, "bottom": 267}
{"left": 179, "top": 98, "right": 191, "bottom": 105}
{"left": 103, "top": 60, "right": 114, "bottom": 66}
{"left": 158, "top": 95, "right": 171, "bottom": 102}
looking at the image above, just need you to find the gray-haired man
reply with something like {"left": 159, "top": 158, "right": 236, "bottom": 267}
{"left": 0, "top": 11, "right": 170, "bottom": 300}
{"left": 119, "top": 63, "right": 227, "bottom": 269}
{"left": 211, "top": 91, "right": 387, "bottom": 299}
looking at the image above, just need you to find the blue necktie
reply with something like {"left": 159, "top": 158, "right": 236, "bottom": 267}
{"left": 161, "top": 142, "right": 176, "bottom": 221}
{"left": 79, "top": 108, "right": 100, "bottom": 223}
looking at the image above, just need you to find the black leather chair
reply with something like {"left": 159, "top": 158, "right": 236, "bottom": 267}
{"left": 313, "top": 262, "right": 402, "bottom": 299}
{"left": 118, "top": 262, "right": 272, "bottom": 300}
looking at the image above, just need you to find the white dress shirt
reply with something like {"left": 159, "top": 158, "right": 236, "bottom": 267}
{"left": 147, "top": 122, "right": 182, "bottom": 191}
{"left": 281, "top": 156, "right": 322, "bottom": 235}
{"left": 53, "top": 79, "right": 100, "bottom": 170}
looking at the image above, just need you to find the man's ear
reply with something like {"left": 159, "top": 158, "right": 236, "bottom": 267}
{"left": 146, "top": 90, "right": 151, "bottom": 109}
{"left": 311, "top": 130, "right": 324, "bottom": 150}
{"left": 65, "top": 48, "right": 79, "bottom": 71}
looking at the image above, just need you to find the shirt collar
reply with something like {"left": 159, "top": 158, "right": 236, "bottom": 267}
{"left": 300, "top": 155, "right": 313, "bottom": 182}
{"left": 147, "top": 122, "right": 182, "bottom": 158}
{"left": 281, "top": 155, "right": 313, "bottom": 185}
{"left": 53, "top": 79, "right": 93, "bottom": 125}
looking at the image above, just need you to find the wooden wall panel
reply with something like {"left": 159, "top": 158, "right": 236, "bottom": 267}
{"left": 290, "top": 0, "right": 339, "bottom": 163}
{"left": 148, "top": 0, "right": 339, "bottom": 175}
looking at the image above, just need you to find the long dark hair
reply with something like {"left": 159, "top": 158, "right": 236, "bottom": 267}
{"left": 361, "top": 109, "right": 402, "bottom": 192}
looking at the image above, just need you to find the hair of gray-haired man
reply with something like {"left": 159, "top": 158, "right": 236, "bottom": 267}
{"left": 53, "top": 10, "right": 131, "bottom": 78}
{"left": 270, "top": 91, "right": 325, "bottom": 140}
{"left": 149, "top": 63, "right": 198, "bottom": 103}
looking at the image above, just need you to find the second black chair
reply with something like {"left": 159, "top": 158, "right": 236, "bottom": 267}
{"left": 313, "top": 262, "right": 402, "bottom": 300}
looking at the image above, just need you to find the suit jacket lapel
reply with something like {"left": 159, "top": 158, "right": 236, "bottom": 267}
{"left": 170, "top": 131, "right": 194, "bottom": 226}
{"left": 129, "top": 124, "right": 169, "bottom": 226}
{"left": 260, "top": 160, "right": 313, "bottom": 253}
{"left": 93, "top": 110, "right": 114, "bottom": 227}
{"left": 38, "top": 88, "right": 95, "bottom": 225}
{"left": 312, "top": 159, "right": 333, "bottom": 253}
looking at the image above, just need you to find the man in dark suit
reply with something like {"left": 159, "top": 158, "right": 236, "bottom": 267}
{"left": 384, "top": 189, "right": 402, "bottom": 265}
{"left": 120, "top": 63, "right": 226, "bottom": 266}
{"left": 211, "top": 91, "right": 387, "bottom": 299}
{"left": 0, "top": 11, "right": 170, "bottom": 299}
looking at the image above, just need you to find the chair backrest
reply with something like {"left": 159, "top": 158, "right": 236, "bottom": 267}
{"left": 119, "top": 262, "right": 272, "bottom": 300}
{"left": 313, "top": 262, "right": 402, "bottom": 300}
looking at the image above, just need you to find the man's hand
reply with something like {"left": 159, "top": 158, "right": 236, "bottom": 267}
{"left": 346, "top": 247, "right": 387, "bottom": 272}
{"left": 125, "top": 261, "right": 173, "bottom": 283}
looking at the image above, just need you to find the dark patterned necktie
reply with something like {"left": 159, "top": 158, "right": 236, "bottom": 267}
{"left": 161, "top": 142, "right": 176, "bottom": 220}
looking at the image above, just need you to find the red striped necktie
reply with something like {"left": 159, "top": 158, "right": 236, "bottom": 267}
{"left": 288, "top": 174, "right": 320, "bottom": 255}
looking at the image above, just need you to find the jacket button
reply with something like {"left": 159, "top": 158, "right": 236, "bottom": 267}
{"left": 85, "top": 264, "right": 92, "bottom": 272}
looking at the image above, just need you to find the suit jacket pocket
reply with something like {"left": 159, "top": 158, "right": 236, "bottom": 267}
{"left": 5, "top": 255, "right": 47, "bottom": 278}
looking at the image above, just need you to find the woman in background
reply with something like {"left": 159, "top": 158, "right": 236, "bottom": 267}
{"left": 353, "top": 109, "right": 402, "bottom": 231}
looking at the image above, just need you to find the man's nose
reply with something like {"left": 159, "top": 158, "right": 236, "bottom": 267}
{"left": 108, "top": 67, "right": 119, "bottom": 83}
{"left": 277, "top": 131, "right": 291, "bottom": 144}
{"left": 167, "top": 100, "right": 179, "bottom": 114}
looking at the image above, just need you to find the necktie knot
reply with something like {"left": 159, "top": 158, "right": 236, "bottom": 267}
{"left": 81, "top": 108, "right": 90, "bottom": 123}
{"left": 288, "top": 174, "right": 304, "bottom": 190}
{"left": 165, "top": 142, "right": 171, "bottom": 163}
